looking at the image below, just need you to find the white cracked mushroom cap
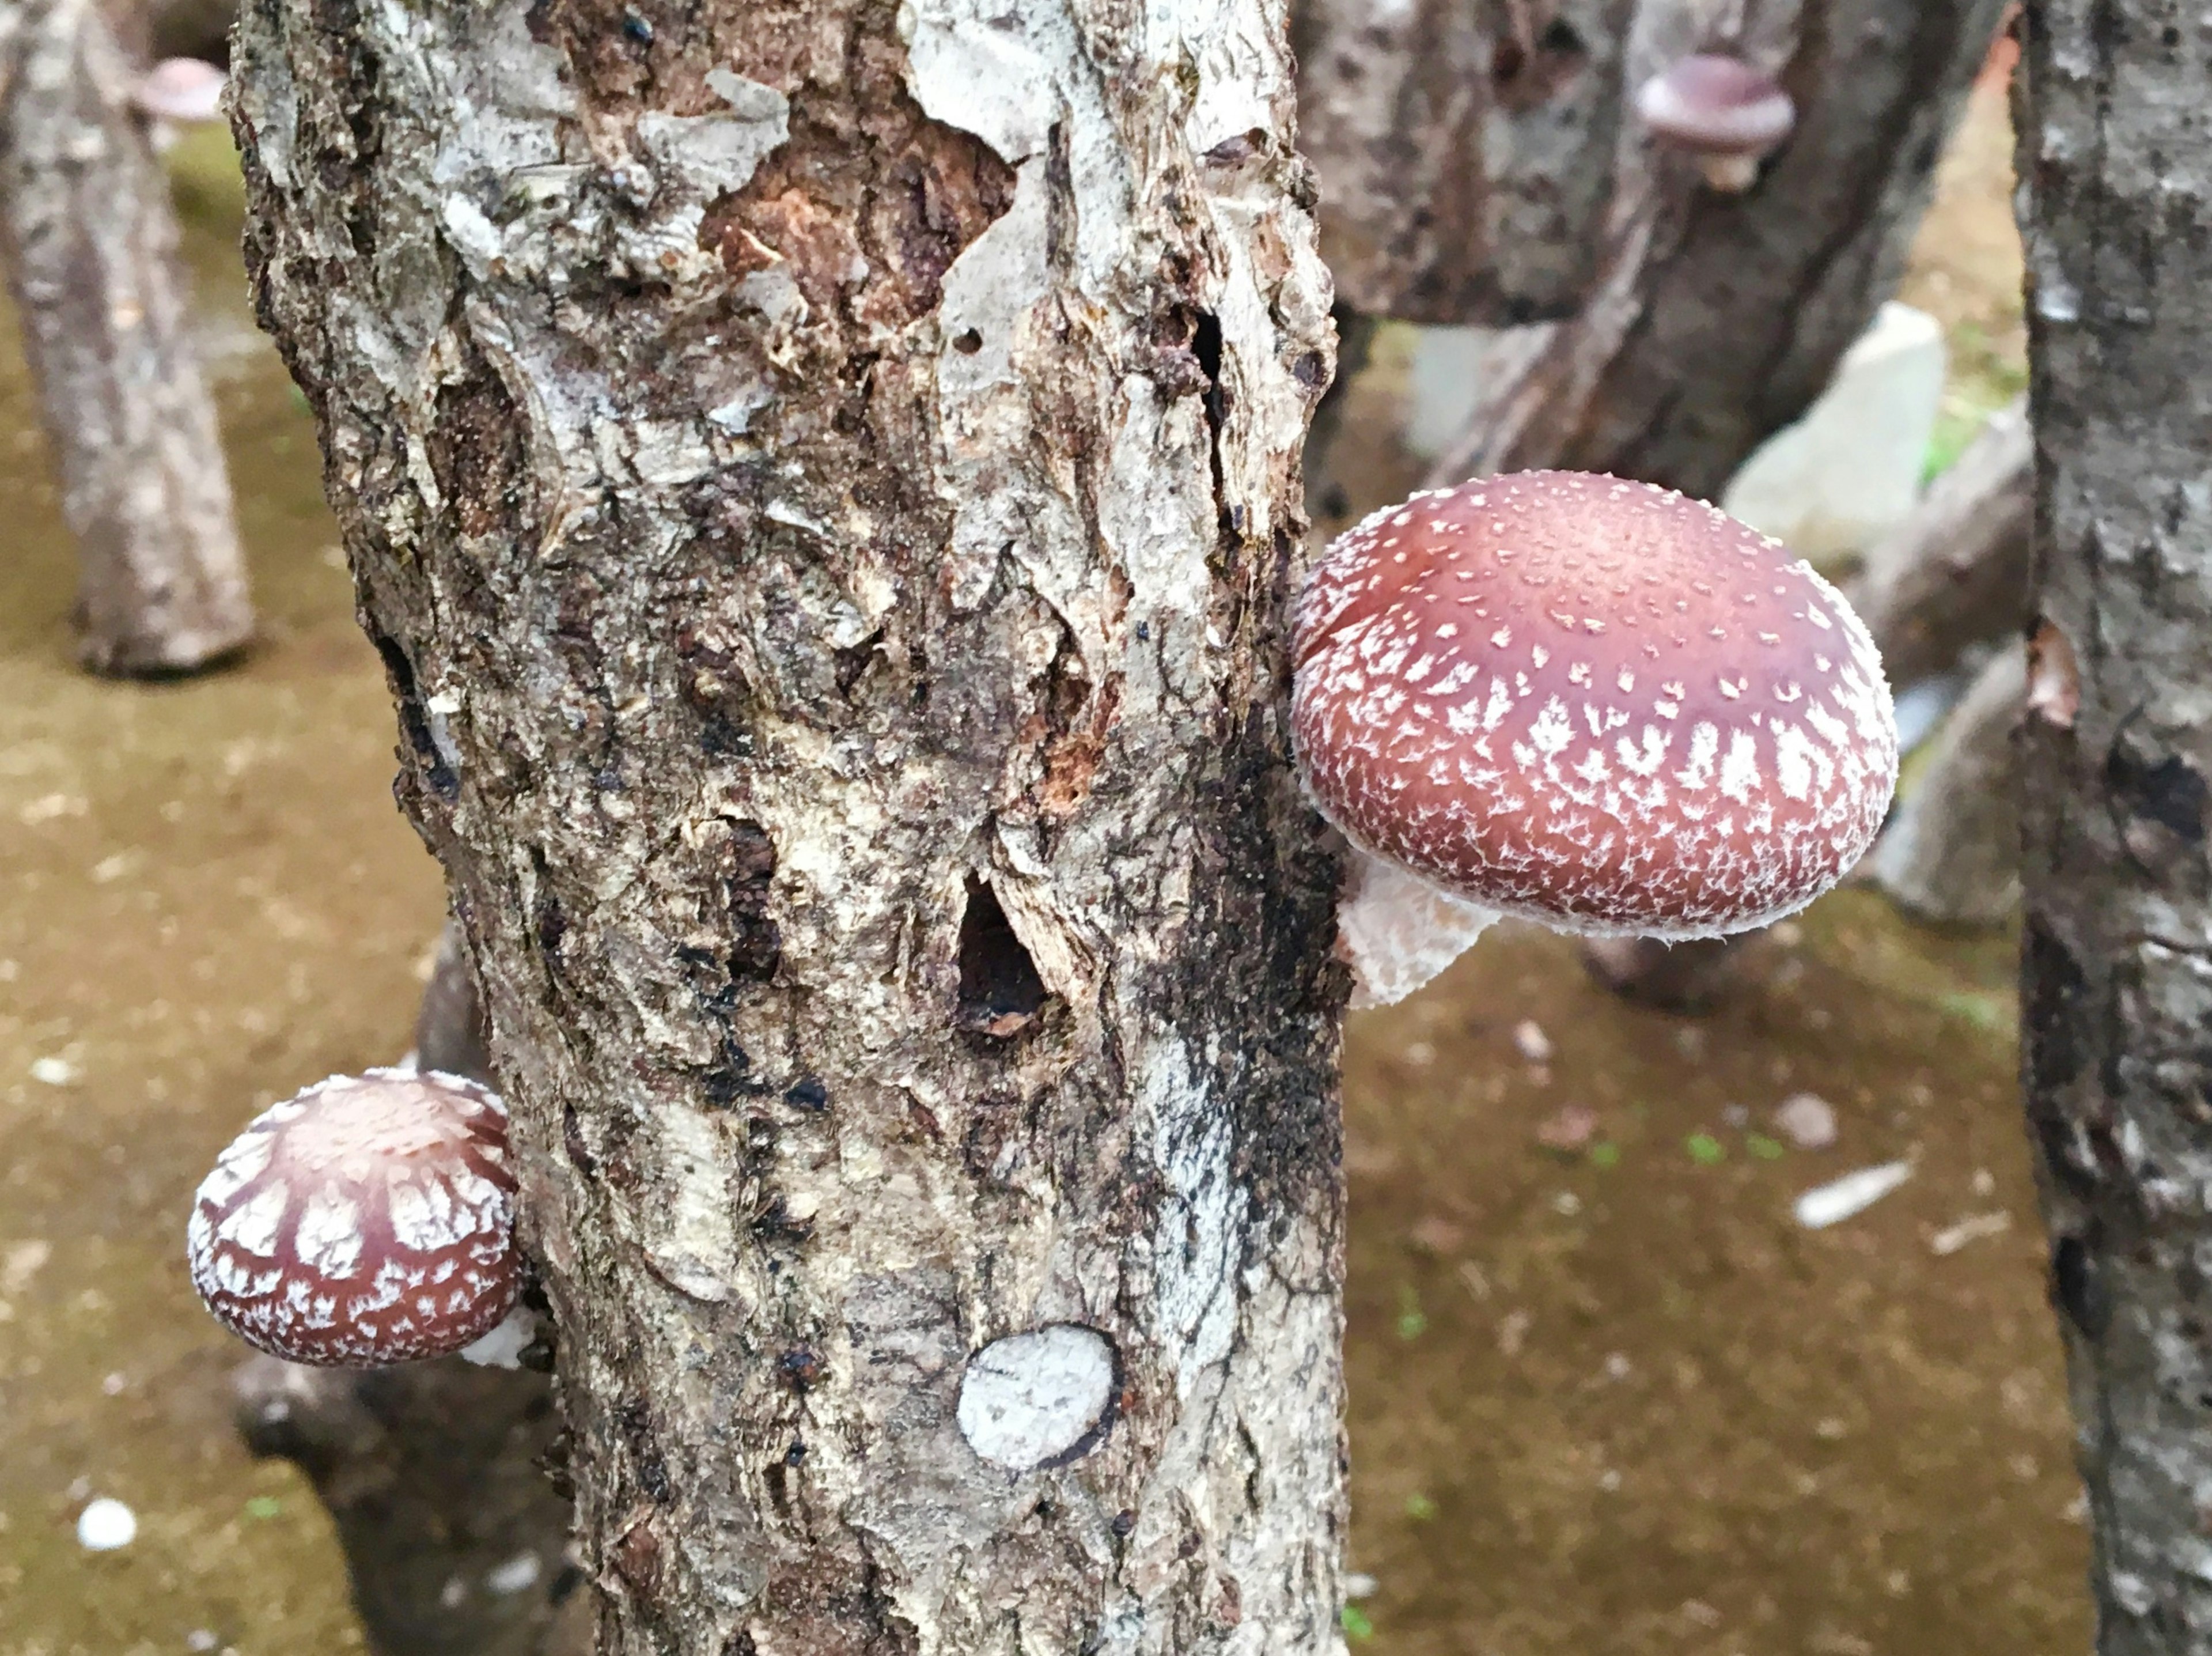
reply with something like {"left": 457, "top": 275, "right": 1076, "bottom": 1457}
{"left": 1293, "top": 470, "right": 1897, "bottom": 943}
{"left": 187, "top": 1068, "right": 520, "bottom": 1366}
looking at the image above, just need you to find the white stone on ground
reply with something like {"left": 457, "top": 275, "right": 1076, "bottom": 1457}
{"left": 76, "top": 1496, "right": 137, "bottom": 1551}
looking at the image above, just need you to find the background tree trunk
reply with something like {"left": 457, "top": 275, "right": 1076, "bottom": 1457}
{"left": 1422, "top": 0, "right": 2010, "bottom": 498}
{"left": 232, "top": 3, "right": 1344, "bottom": 1654}
{"left": 2016, "top": 2, "right": 2212, "bottom": 1650}
{"left": 0, "top": 0, "right": 253, "bottom": 675}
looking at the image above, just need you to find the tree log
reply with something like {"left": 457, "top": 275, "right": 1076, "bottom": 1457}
{"left": 1426, "top": 0, "right": 2010, "bottom": 501}
{"left": 2016, "top": 2, "right": 2212, "bottom": 1648}
{"left": 1870, "top": 644, "right": 2023, "bottom": 927}
{"left": 232, "top": 1, "right": 1346, "bottom": 1651}
{"left": 1294, "top": 0, "right": 1635, "bottom": 324}
{"left": 0, "top": 0, "right": 252, "bottom": 675}
{"left": 1853, "top": 395, "right": 2032, "bottom": 686}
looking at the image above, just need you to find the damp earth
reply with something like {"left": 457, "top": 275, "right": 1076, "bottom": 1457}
{"left": 0, "top": 84, "right": 2081, "bottom": 1656}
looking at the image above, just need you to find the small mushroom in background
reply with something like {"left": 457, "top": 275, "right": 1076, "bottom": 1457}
{"left": 1634, "top": 55, "right": 1796, "bottom": 192}
{"left": 187, "top": 1068, "right": 525, "bottom": 1367}
{"left": 1291, "top": 470, "right": 1897, "bottom": 1007}
{"left": 129, "top": 58, "right": 226, "bottom": 152}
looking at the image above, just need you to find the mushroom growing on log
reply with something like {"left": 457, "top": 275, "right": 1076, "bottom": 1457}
{"left": 1293, "top": 470, "right": 1898, "bottom": 1004}
{"left": 188, "top": 1068, "right": 522, "bottom": 1366}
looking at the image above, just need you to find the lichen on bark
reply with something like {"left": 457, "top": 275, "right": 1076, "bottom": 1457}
{"left": 230, "top": 0, "right": 1345, "bottom": 1650}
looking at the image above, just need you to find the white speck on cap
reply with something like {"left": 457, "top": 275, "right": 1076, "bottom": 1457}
{"left": 76, "top": 1496, "right": 137, "bottom": 1551}
{"left": 1292, "top": 471, "right": 1897, "bottom": 940}
{"left": 187, "top": 1069, "right": 520, "bottom": 1367}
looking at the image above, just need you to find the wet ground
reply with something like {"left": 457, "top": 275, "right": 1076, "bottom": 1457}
{"left": 0, "top": 82, "right": 2082, "bottom": 1656}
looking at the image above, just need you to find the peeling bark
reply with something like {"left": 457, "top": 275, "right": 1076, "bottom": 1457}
{"left": 1871, "top": 645, "right": 2023, "bottom": 927}
{"left": 232, "top": 1, "right": 1344, "bottom": 1651}
{"left": 0, "top": 0, "right": 252, "bottom": 675}
{"left": 1854, "top": 395, "right": 2032, "bottom": 686}
{"left": 2016, "top": 2, "right": 2212, "bottom": 1648}
{"left": 1422, "top": 0, "right": 2008, "bottom": 501}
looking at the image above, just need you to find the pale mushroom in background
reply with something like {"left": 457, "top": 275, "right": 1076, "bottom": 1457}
{"left": 1634, "top": 55, "right": 1797, "bottom": 192}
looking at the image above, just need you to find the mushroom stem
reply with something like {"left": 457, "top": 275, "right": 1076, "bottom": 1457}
{"left": 458, "top": 1303, "right": 541, "bottom": 1370}
{"left": 1696, "top": 152, "right": 1762, "bottom": 192}
{"left": 1338, "top": 852, "right": 1499, "bottom": 1009}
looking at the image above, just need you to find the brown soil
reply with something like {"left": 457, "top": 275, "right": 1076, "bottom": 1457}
{"left": 0, "top": 94, "right": 2070, "bottom": 1656}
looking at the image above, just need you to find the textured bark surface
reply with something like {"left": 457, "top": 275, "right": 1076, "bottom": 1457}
{"left": 1854, "top": 395, "right": 2032, "bottom": 686}
{"left": 232, "top": 1, "right": 1344, "bottom": 1651}
{"left": 2016, "top": 2, "right": 2212, "bottom": 1649}
{"left": 1870, "top": 645, "right": 2023, "bottom": 927}
{"left": 0, "top": 0, "right": 252, "bottom": 675}
{"left": 1423, "top": 0, "right": 2009, "bottom": 501}
{"left": 1293, "top": 0, "right": 1634, "bottom": 324}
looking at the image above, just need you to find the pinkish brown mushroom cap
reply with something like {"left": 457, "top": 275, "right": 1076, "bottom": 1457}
{"left": 1635, "top": 55, "right": 1796, "bottom": 158}
{"left": 187, "top": 1069, "right": 519, "bottom": 1366}
{"left": 1293, "top": 471, "right": 1897, "bottom": 940}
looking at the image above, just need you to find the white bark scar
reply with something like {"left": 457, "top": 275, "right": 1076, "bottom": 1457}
{"left": 956, "top": 1324, "right": 1117, "bottom": 1470}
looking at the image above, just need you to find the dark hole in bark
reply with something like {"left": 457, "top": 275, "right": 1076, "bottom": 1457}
{"left": 369, "top": 631, "right": 459, "bottom": 800}
{"left": 1492, "top": 38, "right": 1527, "bottom": 82}
{"left": 956, "top": 878, "right": 1048, "bottom": 1036}
{"left": 2052, "top": 1231, "right": 2111, "bottom": 1336}
{"left": 784, "top": 1074, "right": 830, "bottom": 1111}
{"left": 2105, "top": 723, "right": 2209, "bottom": 843}
{"left": 953, "top": 327, "right": 983, "bottom": 354}
{"left": 2024, "top": 912, "right": 2088, "bottom": 1091}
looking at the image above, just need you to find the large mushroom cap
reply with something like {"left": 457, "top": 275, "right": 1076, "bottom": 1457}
{"left": 187, "top": 1069, "right": 519, "bottom": 1366}
{"left": 1294, "top": 470, "right": 1897, "bottom": 939}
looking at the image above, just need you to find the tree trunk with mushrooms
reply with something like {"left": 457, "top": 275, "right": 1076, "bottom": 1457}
{"left": 233, "top": 1, "right": 1344, "bottom": 1651}
{"left": 2015, "top": 2, "right": 2212, "bottom": 1650}
{"left": 0, "top": 0, "right": 252, "bottom": 675}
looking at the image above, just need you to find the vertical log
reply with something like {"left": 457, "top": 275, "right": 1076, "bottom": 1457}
{"left": 0, "top": 0, "right": 252, "bottom": 675}
{"left": 232, "top": 2, "right": 1344, "bottom": 1652}
{"left": 2016, "top": 1, "right": 2212, "bottom": 1649}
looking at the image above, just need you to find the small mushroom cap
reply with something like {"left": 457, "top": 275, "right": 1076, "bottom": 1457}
{"left": 1635, "top": 55, "right": 1796, "bottom": 156}
{"left": 131, "top": 58, "right": 228, "bottom": 125}
{"left": 187, "top": 1069, "right": 519, "bottom": 1366}
{"left": 1293, "top": 471, "right": 1897, "bottom": 939}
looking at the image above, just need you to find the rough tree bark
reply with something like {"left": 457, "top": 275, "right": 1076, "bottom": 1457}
{"left": 0, "top": 0, "right": 252, "bottom": 675}
{"left": 1293, "top": 0, "right": 1635, "bottom": 324}
{"left": 233, "top": 925, "right": 583, "bottom": 1656}
{"left": 2016, "top": 2, "right": 2212, "bottom": 1650}
{"left": 232, "top": 3, "right": 1344, "bottom": 1654}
